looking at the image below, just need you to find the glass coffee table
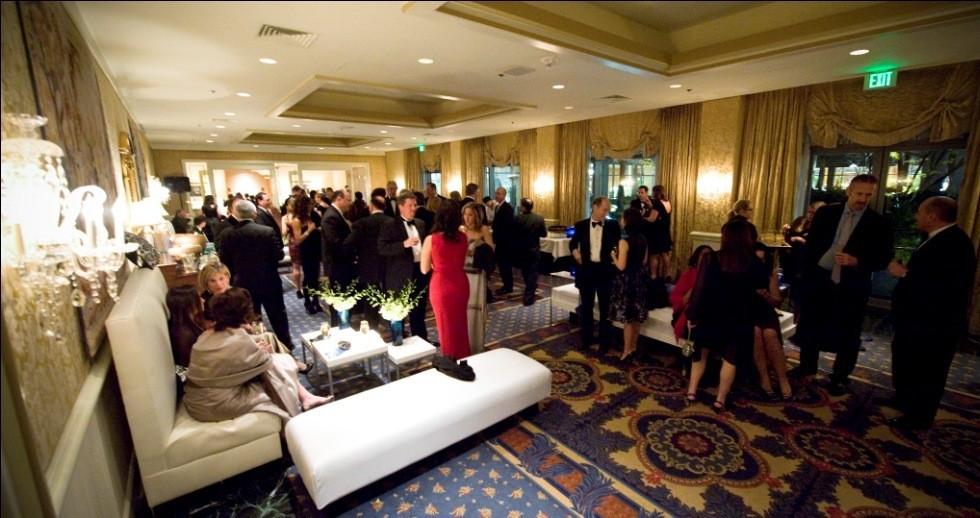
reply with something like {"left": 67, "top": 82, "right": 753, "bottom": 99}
{"left": 301, "top": 328, "right": 388, "bottom": 397}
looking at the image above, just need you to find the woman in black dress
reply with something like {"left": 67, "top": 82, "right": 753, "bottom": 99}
{"left": 781, "top": 201, "right": 825, "bottom": 319}
{"left": 610, "top": 208, "right": 649, "bottom": 361}
{"left": 631, "top": 185, "right": 673, "bottom": 280}
{"left": 290, "top": 195, "right": 324, "bottom": 314}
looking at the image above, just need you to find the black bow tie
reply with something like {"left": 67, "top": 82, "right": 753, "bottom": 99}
{"left": 404, "top": 219, "right": 415, "bottom": 227}
{"left": 592, "top": 221, "right": 603, "bottom": 228}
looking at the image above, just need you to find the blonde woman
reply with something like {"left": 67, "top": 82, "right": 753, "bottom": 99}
{"left": 461, "top": 201, "right": 496, "bottom": 301}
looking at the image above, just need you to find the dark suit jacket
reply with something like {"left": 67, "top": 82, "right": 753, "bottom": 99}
{"left": 213, "top": 216, "right": 238, "bottom": 246}
{"left": 320, "top": 205, "right": 354, "bottom": 284}
{"left": 892, "top": 225, "right": 976, "bottom": 339}
{"left": 492, "top": 201, "right": 515, "bottom": 255}
{"left": 378, "top": 216, "right": 427, "bottom": 291}
{"left": 569, "top": 218, "right": 621, "bottom": 288}
{"left": 216, "top": 220, "right": 284, "bottom": 295}
{"left": 515, "top": 212, "right": 546, "bottom": 252}
{"left": 415, "top": 207, "right": 435, "bottom": 232}
{"left": 344, "top": 212, "right": 392, "bottom": 286}
{"left": 802, "top": 203, "right": 892, "bottom": 297}
{"left": 383, "top": 197, "right": 398, "bottom": 218}
{"left": 255, "top": 207, "right": 278, "bottom": 233}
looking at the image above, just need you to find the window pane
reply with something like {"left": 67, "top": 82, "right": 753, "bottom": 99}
{"left": 808, "top": 151, "right": 875, "bottom": 206}
{"left": 485, "top": 166, "right": 520, "bottom": 207}
{"left": 423, "top": 171, "right": 442, "bottom": 194}
{"left": 589, "top": 156, "right": 657, "bottom": 219}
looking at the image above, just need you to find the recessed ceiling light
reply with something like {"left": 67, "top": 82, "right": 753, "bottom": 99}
{"left": 385, "top": 142, "right": 391, "bottom": 145}
{"left": 292, "top": 124, "right": 301, "bottom": 128}
{"left": 236, "top": 92, "right": 251, "bottom": 97}
{"left": 411, "top": 137, "right": 417, "bottom": 140}
{"left": 205, "top": 140, "right": 214, "bottom": 143}
{"left": 224, "top": 112, "right": 236, "bottom": 116}
{"left": 253, "top": 145, "right": 259, "bottom": 148}
{"left": 380, "top": 130, "right": 388, "bottom": 134}
{"left": 849, "top": 49, "right": 870, "bottom": 56}
{"left": 418, "top": 58, "right": 434, "bottom": 64}
{"left": 564, "top": 106, "right": 573, "bottom": 110}
{"left": 210, "top": 133, "right": 218, "bottom": 137}
{"left": 364, "top": 146, "right": 371, "bottom": 149}
{"left": 318, "top": 147, "right": 325, "bottom": 150}
{"left": 215, "top": 125, "right": 225, "bottom": 128}
{"left": 259, "top": 58, "right": 277, "bottom": 64}
{"left": 552, "top": 84, "right": 565, "bottom": 90}
{"left": 669, "top": 84, "right": 682, "bottom": 89}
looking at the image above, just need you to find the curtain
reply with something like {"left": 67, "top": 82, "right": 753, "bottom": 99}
{"left": 588, "top": 109, "right": 661, "bottom": 159}
{"left": 807, "top": 61, "right": 979, "bottom": 148}
{"left": 518, "top": 129, "right": 536, "bottom": 202}
{"left": 962, "top": 82, "right": 980, "bottom": 336}
{"left": 556, "top": 121, "right": 588, "bottom": 224}
{"left": 485, "top": 131, "right": 521, "bottom": 167}
{"left": 461, "top": 137, "right": 485, "bottom": 194}
{"left": 734, "top": 87, "right": 809, "bottom": 236}
{"left": 419, "top": 143, "right": 447, "bottom": 173}
{"left": 659, "top": 104, "right": 702, "bottom": 278}
{"left": 404, "top": 148, "right": 421, "bottom": 191}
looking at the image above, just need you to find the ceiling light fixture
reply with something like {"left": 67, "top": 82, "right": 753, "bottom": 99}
{"left": 253, "top": 145, "right": 259, "bottom": 148}
{"left": 850, "top": 49, "right": 870, "bottom": 56}
{"left": 259, "top": 58, "right": 277, "bottom": 64}
{"left": 364, "top": 146, "right": 371, "bottom": 149}
{"left": 385, "top": 143, "right": 391, "bottom": 145}
{"left": 215, "top": 125, "right": 225, "bottom": 129}
{"left": 236, "top": 92, "right": 251, "bottom": 97}
{"left": 552, "top": 84, "right": 565, "bottom": 90}
{"left": 669, "top": 84, "right": 682, "bottom": 89}
{"left": 210, "top": 133, "right": 218, "bottom": 137}
{"left": 411, "top": 137, "right": 417, "bottom": 140}
{"left": 205, "top": 140, "right": 213, "bottom": 143}
{"left": 418, "top": 58, "right": 434, "bottom": 64}
{"left": 380, "top": 130, "right": 388, "bottom": 134}
{"left": 292, "top": 124, "right": 301, "bottom": 128}
{"left": 564, "top": 106, "right": 573, "bottom": 110}
{"left": 224, "top": 112, "right": 236, "bottom": 116}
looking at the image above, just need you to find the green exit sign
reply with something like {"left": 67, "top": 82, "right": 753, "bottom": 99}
{"left": 864, "top": 70, "right": 897, "bottom": 90}
{"left": 418, "top": 143, "right": 425, "bottom": 152}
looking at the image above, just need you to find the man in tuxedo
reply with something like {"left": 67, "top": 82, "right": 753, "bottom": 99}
{"left": 789, "top": 174, "right": 892, "bottom": 395}
{"left": 383, "top": 181, "right": 399, "bottom": 217}
{"left": 462, "top": 183, "right": 479, "bottom": 207}
{"left": 254, "top": 192, "right": 279, "bottom": 232}
{"left": 321, "top": 188, "right": 355, "bottom": 324}
{"left": 345, "top": 196, "right": 391, "bottom": 330}
{"left": 569, "top": 196, "right": 620, "bottom": 353}
{"left": 171, "top": 209, "right": 191, "bottom": 234}
{"left": 492, "top": 187, "right": 516, "bottom": 296}
{"left": 514, "top": 198, "right": 547, "bottom": 306}
{"left": 217, "top": 200, "right": 293, "bottom": 349}
{"left": 884, "top": 197, "right": 975, "bottom": 432}
{"left": 379, "top": 192, "right": 430, "bottom": 340}
{"left": 213, "top": 197, "right": 241, "bottom": 246}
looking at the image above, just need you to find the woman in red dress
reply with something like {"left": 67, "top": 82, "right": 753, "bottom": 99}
{"left": 421, "top": 204, "right": 471, "bottom": 359}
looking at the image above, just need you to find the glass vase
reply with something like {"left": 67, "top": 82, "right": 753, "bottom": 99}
{"left": 337, "top": 309, "right": 351, "bottom": 330}
{"left": 389, "top": 320, "right": 404, "bottom": 346}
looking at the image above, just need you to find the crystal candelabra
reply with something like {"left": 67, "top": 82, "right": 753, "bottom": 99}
{"left": 1, "top": 114, "right": 135, "bottom": 341}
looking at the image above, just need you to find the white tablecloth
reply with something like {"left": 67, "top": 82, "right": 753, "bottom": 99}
{"left": 540, "top": 237, "right": 571, "bottom": 258}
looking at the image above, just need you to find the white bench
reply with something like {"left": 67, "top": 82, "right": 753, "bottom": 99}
{"left": 551, "top": 283, "right": 796, "bottom": 347}
{"left": 285, "top": 348, "right": 552, "bottom": 509}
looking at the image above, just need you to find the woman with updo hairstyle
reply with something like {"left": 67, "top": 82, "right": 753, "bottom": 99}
{"left": 183, "top": 288, "right": 331, "bottom": 423}
{"left": 727, "top": 199, "right": 759, "bottom": 242}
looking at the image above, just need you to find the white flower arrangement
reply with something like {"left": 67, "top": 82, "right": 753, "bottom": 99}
{"left": 364, "top": 280, "right": 426, "bottom": 321}
{"left": 314, "top": 280, "right": 362, "bottom": 311}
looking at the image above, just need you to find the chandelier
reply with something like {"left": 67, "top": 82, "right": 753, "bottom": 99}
{"left": 1, "top": 114, "right": 135, "bottom": 340}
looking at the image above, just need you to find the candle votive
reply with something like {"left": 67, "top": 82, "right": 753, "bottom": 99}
{"left": 360, "top": 320, "right": 369, "bottom": 334}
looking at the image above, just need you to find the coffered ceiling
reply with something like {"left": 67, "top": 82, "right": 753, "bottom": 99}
{"left": 66, "top": 1, "right": 980, "bottom": 156}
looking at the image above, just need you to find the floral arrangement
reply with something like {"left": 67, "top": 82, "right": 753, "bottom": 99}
{"left": 314, "top": 280, "right": 362, "bottom": 311}
{"left": 364, "top": 280, "right": 427, "bottom": 321}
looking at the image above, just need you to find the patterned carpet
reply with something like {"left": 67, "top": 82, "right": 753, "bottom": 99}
{"left": 142, "top": 268, "right": 979, "bottom": 517}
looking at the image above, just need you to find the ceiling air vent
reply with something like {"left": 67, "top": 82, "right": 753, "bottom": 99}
{"left": 599, "top": 95, "right": 630, "bottom": 102}
{"left": 498, "top": 65, "right": 535, "bottom": 77}
{"left": 257, "top": 24, "right": 318, "bottom": 49}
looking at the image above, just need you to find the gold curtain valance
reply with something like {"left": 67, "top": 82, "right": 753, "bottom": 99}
{"left": 807, "top": 61, "right": 980, "bottom": 148}
{"left": 485, "top": 131, "right": 521, "bottom": 166}
{"left": 588, "top": 109, "right": 662, "bottom": 159}
{"left": 419, "top": 142, "right": 447, "bottom": 173}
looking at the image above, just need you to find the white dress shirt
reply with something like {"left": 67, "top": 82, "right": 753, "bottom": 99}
{"left": 402, "top": 218, "right": 421, "bottom": 262}
{"left": 589, "top": 220, "right": 603, "bottom": 263}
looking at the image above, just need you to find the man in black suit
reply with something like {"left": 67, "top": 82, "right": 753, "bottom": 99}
{"left": 213, "top": 197, "right": 241, "bottom": 246}
{"left": 569, "top": 196, "right": 620, "bottom": 353}
{"left": 514, "top": 197, "right": 546, "bottom": 306}
{"left": 321, "top": 188, "right": 354, "bottom": 325}
{"left": 171, "top": 209, "right": 191, "bottom": 234}
{"left": 492, "top": 187, "right": 516, "bottom": 296}
{"left": 462, "top": 183, "right": 479, "bottom": 207}
{"left": 789, "top": 174, "right": 893, "bottom": 395}
{"left": 345, "top": 196, "right": 391, "bottom": 330}
{"left": 884, "top": 197, "right": 975, "bottom": 432}
{"left": 254, "top": 192, "right": 279, "bottom": 233}
{"left": 379, "top": 192, "right": 429, "bottom": 340}
{"left": 216, "top": 200, "right": 293, "bottom": 349}
{"left": 383, "top": 181, "right": 399, "bottom": 217}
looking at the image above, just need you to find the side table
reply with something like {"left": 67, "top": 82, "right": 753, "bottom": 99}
{"left": 386, "top": 336, "right": 437, "bottom": 380}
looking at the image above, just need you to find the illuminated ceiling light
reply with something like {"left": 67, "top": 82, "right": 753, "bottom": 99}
{"left": 380, "top": 130, "right": 388, "bottom": 134}
{"left": 411, "top": 137, "right": 418, "bottom": 140}
{"left": 236, "top": 92, "right": 251, "bottom": 97}
{"left": 385, "top": 142, "right": 391, "bottom": 145}
{"left": 418, "top": 58, "right": 434, "bottom": 64}
{"left": 318, "top": 147, "right": 325, "bottom": 150}
{"left": 564, "top": 106, "right": 573, "bottom": 110}
{"left": 552, "top": 84, "right": 565, "bottom": 90}
{"left": 253, "top": 145, "right": 259, "bottom": 148}
{"left": 224, "top": 112, "right": 236, "bottom": 116}
{"left": 292, "top": 124, "right": 301, "bottom": 128}
{"left": 205, "top": 140, "right": 214, "bottom": 143}
{"left": 210, "top": 133, "right": 218, "bottom": 137}
{"left": 364, "top": 146, "right": 371, "bottom": 149}
{"left": 215, "top": 125, "right": 225, "bottom": 128}
{"left": 850, "top": 49, "right": 870, "bottom": 56}
{"left": 259, "top": 58, "right": 277, "bottom": 64}
{"left": 669, "top": 84, "right": 682, "bottom": 89}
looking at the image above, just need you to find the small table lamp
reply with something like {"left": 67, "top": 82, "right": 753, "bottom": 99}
{"left": 128, "top": 198, "right": 170, "bottom": 261}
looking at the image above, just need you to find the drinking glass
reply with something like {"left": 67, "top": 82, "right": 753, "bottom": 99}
{"left": 319, "top": 322, "right": 331, "bottom": 340}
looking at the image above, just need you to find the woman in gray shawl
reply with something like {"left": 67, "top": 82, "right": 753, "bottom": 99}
{"left": 183, "top": 288, "right": 331, "bottom": 422}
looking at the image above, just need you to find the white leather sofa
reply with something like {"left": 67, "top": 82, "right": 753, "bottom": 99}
{"left": 286, "top": 348, "right": 552, "bottom": 509}
{"left": 105, "top": 267, "right": 283, "bottom": 507}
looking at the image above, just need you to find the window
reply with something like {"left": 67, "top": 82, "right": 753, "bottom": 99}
{"left": 422, "top": 170, "right": 442, "bottom": 195}
{"left": 587, "top": 155, "right": 658, "bottom": 219}
{"left": 806, "top": 135, "right": 967, "bottom": 299}
{"left": 485, "top": 165, "right": 520, "bottom": 206}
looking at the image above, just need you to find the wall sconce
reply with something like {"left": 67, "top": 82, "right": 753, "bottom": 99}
{"left": 1, "top": 114, "right": 135, "bottom": 336}
{"left": 533, "top": 174, "right": 554, "bottom": 195}
{"left": 696, "top": 169, "right": 731, "bottom": 198}
{"left": 446, "top": 178, "right": 462, "bottom": 195}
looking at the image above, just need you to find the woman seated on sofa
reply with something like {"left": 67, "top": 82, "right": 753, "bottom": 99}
{"left": 167, "top": 285, "right": 211, "bottom": 370}
{"left": 183, "top": 288, "right": 332, "bottom": 423}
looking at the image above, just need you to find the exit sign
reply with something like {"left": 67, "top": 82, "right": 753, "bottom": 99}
{"left": 864, "top": 70, "right": 897, "bottom": 90}
{"left": 418, "top": 143, "right": 425, "bottom": 152}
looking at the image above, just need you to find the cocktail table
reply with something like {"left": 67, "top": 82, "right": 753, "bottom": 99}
{"left": 301, "top": 328, "right": 388, "bottom": 397}
{"left": 386, "top": 335, "right": 437, "bottom": 380}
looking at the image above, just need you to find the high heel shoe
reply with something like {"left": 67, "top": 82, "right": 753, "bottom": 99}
{"left": 312, "top": 300, "right": 324, "bottom": 313}
{"left": 685, "top": 392, "right": 697, "bottom": 406}
{"left": 712, "top": 400, "right": 728, "bottom": 413}
{"left": 304, "top": 300, "right": 317, "bottom": 315}
{"left": 619, "top": 350, "right": 636, "bottom": 362}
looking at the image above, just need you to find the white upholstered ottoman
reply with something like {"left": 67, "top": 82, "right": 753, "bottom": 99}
{"left": 285, "top": 348, "right": 552, "bottom": 509}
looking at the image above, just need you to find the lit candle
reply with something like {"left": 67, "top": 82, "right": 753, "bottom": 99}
{"left": 83, "top": 196, "right": 100, "bottom": 248}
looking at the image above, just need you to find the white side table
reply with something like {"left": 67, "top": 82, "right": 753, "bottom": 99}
{"left": 301, "top": 328, "right": 388, "bottom": 397}
{"left": 386, "top": 336, "right": 437, "bottom": 380}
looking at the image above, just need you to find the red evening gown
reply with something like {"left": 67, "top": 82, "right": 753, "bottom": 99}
{"left": 430, "top": 231, "right": 471, "bottom": 359}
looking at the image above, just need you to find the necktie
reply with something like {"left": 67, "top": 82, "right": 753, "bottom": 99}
{"left": 830, "top": 212, "right": 854, "bottom": 284}
{"left": 592, "top": 221, "right": 603, "bottom": 228}
{"left": 404, "top": 219, "right": 415, "bottom": 227}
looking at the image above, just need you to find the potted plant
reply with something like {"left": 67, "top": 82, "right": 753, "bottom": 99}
{"left": 364, "top": 280, "right": 426, "bottom": 345}
{"left": 314, "top": 280, "right": 362, "bottom": 330}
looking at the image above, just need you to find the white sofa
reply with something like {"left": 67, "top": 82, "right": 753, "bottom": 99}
{"left": 105, "top": 267, "right": 283, "bottom": 507}
{"left": 285, "top": 348, "right": 552, "bottom": 509}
